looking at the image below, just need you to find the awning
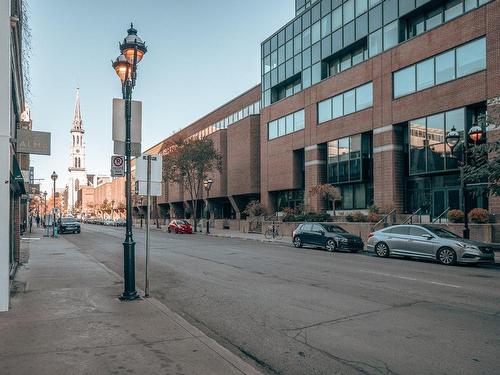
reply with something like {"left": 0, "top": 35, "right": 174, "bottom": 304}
{"left": 10, "top": 155, "right": 26, "bottom": 195}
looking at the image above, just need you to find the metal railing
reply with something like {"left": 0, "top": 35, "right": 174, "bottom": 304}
{"left": 402, "top": 208, "right": 423, "bottom": 225}
{"left": 372, "top": 209, "right": 397, "bottom": 232}
{"left": 432, "top": 207, "right": 450, "bottom": 223}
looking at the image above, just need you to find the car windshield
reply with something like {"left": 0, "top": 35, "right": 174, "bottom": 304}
{"left": 177, "top": 220, "right": 189, "bottom": 225}
{"left": 322, "top": 225, "right": 347, "bottom": 233}
{"left": 423, "top": 226, "right": 461, "bottom": 239}
{"left": 61, "top": 218, "right": 75, "bottom": 223}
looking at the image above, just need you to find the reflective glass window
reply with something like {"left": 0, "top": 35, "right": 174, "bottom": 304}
{"left": 278, "top": 117, "right": 286, "bottom": 137}
{"left": 302, "top": 47, "right": 311, "bottom": 68}
{"left": 302, "top": 10, "right": 311, "bottom": 29}
{"left": 295, "top": 110, "right": 305, "bottom": 130}
{"left": 340, "top": 54, "right": 351, "bottom": 71}
{"left": 343, "top": 0, "right": 355, "bottom": 24}
{"left": 311, "top": 42, "right": 321, "bottom": 64}
{"left": 322, "top": 0, "right": 332, "bottom": 16}
{"left": 332, "top": 6, "right": 342, "bottom": 30}
{"left": 303, "top": 67, "right": 312, "bottom": 88}
{"left": 312, "top": 21, "right": 321, "bottom": 44}
{"left": 465, "top": 0, "right": 478, "bottom": 11}
{"left": 445, "top": 108, "right": 465, "bottom": 169}
{"left": 344, "top": 21, "right": 355, "bottom": 46}
{"left": 332, "top": 29, "right": 343, "bottom": 52}
{"left": 312, "top": 62, "right": 322, "bottom": 84}
{"left": 445, "top": 0, "right": 463, "bottom": 21}
{"left": 344, "top": 89, "right": 356, "bottom": 115}
{"left": 303, "top": 28, "right": 311, "bottom": 49}
{"left": 426, "top": 7, "right": 443, "bottom": 30}
{"left": 312, "top": 3, "right": 321, "bottom": 23}
{"left": 416, "top": 59, "right": 434, "bottom": 91}
{"left": 294, "top": 54, "right": 302, "bottom": 74}
{"left": 426, "top": 113, "right": 445, "bottom": 172}
{"left": 356, "top": 0, "right": 368, "bottom": 16}
{"left": 268, "top": 121, "right": 278, "bottom": 139}
{"left": 409, "top": 117, "right": 427, "bottom": 174}
{"left": 394, "top": 65, "right": 416, "bottom": 97}
{"left": 321, "top": 15, "right": 331, "bottom": 38}
{"left": 368, "top": 29, "right": 382, "bottom": 57}
{"left": 322, "top": 35, "right": 332, "bottom": 59}
{"left": 294, "top": 18, "right": 302, "bottom": 36}
{"left": 332, "top": 95, "right": 343, "bottom": 118}
{"left": 383, "top": 20, "right": 398, "bottom": 50}
{"left": 369, "top": 4, "right": 382, "bottom": 32}
{"left": 278, "top": 45, "right": 285, "bottom": 65}
{"left": 318, "top": 99, "right": 332, "bottom": 123}
{"left": 286, "top": 114, "right": 295, "bottom": 133}
{"left": 356, "top": 82, "right": 373, "bottom": 110}
{"left": 352, "top": 48, "right": 364, "bottom": 65}
{"left": 286, "top": 40, "right": 294, "bottom": 61}
{"left": 270, "top": 51, "right": 278, "bottom": 69}
{"left": 294, "top": 35, "right": 302, "bottom": 55}
{"left": 356, "top": 13, "right": 368, "bottom": 39}
{"left": 456, "top": 38, "right": 486, "bottom": 77}
{"left": 383, "top": 0, "right": 398, "bottom": 24}
{"left": 435, "top": 50, "right": 456, "bottom": 84}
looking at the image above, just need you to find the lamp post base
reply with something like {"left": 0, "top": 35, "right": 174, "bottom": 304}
{"left": 462, "top": 227, "right": 470, "bottom": 240}
{"left": 120, "top": 239, "right": 140, "bottom": 301}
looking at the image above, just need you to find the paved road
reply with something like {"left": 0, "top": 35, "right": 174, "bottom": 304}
{"left": 64, "top": 224, "right": 500, "bottom": 375}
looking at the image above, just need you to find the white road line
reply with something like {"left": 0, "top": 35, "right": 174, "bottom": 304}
{"left": 359, "top": 270, "right": 462, "bottom": 288}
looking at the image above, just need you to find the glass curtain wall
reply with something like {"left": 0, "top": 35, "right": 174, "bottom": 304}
{"left": 327, "top": 133, "right": 373, "bottom": 209}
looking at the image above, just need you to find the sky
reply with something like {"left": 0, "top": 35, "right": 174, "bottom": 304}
{"left": 28, "top": 0, "right": 293, "bottom": 194}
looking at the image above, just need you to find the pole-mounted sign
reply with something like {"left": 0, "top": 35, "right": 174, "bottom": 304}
{"left": 111, "top": 155, "right": 125, "bottom": 177}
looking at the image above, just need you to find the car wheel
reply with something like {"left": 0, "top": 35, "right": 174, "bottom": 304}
{"left": 437, "top": 247, "right": 457, "bottom": 266}
{"left": 325, "top": 239, "right": 336, "bottom": 252}
{"left": 293, "top": 236, "right": 302, "bottom": 248}
{"left": 375, "top": 242, "right": 390, "bottom": 257}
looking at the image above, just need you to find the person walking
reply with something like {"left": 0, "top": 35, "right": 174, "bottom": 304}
{"left": 36, "top": 214, "right": 40, "bottom": 228}
{"left": 28, "top": 214, "right": 33, "bottom": 234}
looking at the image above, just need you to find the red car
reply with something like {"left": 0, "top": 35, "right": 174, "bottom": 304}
{"left": 168, "top": 219, "right": 193, "bottom": 234}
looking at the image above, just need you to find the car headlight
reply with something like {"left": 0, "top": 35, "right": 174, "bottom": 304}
{"left": 456, "top": 242, "right": 480, "bottom": 252}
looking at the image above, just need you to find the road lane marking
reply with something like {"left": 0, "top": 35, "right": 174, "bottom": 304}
{"left": 358, "top": 270, "right": 462, "bottom": 288}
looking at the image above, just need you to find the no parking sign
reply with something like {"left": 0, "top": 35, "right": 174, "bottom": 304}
{"left": 111, "top": 155, "right": 125, "bottom": 177}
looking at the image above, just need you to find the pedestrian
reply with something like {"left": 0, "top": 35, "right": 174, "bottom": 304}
{"left": 36, "top": 215, "right": 40, "bottom": 228}
{"left": 29, "top": 214, "right": 33, "bottom": 233}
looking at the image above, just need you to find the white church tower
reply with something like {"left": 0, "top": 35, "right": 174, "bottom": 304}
{"left": 67, "top": 89, "right": 87, "bottom": 214}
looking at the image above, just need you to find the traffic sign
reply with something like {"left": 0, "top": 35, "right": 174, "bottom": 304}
{"left": 111, "top": 155, "right": 125, "bottom": 177}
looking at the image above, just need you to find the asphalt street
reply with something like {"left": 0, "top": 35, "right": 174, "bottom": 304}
{"left": 64, "top": 224, "right": 500, "bottom": 375}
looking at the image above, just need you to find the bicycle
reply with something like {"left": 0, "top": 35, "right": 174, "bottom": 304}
{"left": 264, "top": 222, "right": 283, "bottom": 240}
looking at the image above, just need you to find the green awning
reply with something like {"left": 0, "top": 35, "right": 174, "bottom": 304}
{"left": 10, "top": 155, "right": 26, "bottom": 195}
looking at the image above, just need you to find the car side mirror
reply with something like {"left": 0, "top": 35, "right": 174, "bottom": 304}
{"left": 320, "top": 230, "right": 325, "bottom": 236}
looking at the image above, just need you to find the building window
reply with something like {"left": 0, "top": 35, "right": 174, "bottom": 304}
{"left": 409, "top": 107, "right": 466, "bottom": 176}
{"left": 393, "top": 37, "right": 486, "bottom": 98}
{"left": 317, "top": 82, "right": 373, "bottom": 123}
{"left": 268, "top": 109, "right": 305, "bottom": 140}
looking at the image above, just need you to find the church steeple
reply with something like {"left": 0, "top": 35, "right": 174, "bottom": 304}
{"left": 72, "top": 88, "right": 83, "bottom": 131}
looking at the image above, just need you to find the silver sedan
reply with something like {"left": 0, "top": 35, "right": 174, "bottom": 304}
{"left": 366, "top": 224, "right": 496, "bottom": 266}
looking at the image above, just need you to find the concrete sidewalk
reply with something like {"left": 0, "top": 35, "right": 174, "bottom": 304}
{"left": 0, "top": 228, "right": 261, "bottom": 375}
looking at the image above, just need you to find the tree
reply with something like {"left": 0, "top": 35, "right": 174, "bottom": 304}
{"left": 463, "top": 114, "right": 500, "bottom": 197}
{"left": 310, "top": 184, "right": 341, "bottom": 216}
{"left": 243, "top": 200, "right": 266, "bottom": 219}
{"left": 162, "top": 137, "right": 222, "bottom": 231}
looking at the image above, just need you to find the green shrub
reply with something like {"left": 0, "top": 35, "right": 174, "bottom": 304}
{"left": 448, "top": 209, "right": 465, "bottom": 223}
{"left": 351, "top": 212, "right": 368, "bottom": 222}
{"left": 346, "top": 214, "right": 354, "bottom": 222}
{"left": 469, "top": 208, "right": 489, "bottom": 224}
{"left": 367, "top": 212, "right": 381, "bottom": 223}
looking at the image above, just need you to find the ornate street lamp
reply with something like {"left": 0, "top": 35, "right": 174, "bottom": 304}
{"left": 112, "top": 24, "right": 147, "bottom": 301}
{"left": 203, "top": 178, "right": 213, "bottom": 234}
{"left": 445, "top": 124, "right": 485, "bottom": 239}
{"left": 51, "top": 171, "right": 58, "bottom": 236}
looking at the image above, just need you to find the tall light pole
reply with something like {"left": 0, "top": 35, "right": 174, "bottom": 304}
{"left": 43, "top": 191, "right": 47, "bottom": 219}
{"left": 445, "top": 124, "right": 485, "bottom": 239}
{"left": 51, "top": 171, "right": 58, "bottom": 236}
{"left": 112, "top": 24, "right": 147, "bottom": 301}
{"left": 203, "top": 178, "right": 213, "bottom": 234}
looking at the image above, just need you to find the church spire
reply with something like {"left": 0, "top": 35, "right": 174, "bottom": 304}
{"left": 72, "top": 88, "right": 83, "bottom": 131}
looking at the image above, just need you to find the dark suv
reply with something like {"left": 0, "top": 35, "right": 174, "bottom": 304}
{"left": 292, "top": 223, "right": 364, "bottom": 252}
{"left": 58, "top": 217, "right": 81, "bottom": 234}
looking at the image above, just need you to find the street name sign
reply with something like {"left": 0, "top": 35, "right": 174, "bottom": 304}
{"left": 111, "top": 155, "right": 125, "bottom": 177}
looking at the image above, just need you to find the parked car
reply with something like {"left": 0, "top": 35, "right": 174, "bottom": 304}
{"left": 58, "top": 217, "right": 81, "bottom": 234}
{"left": 367, "top": 224, "right": 496, "bottom": 266}
{"left": 168, "top": 219, "right": 193, "bottom": 234}
{"left": 103, "top": 219, "right": 115, "bottom": 226}
{"left": 292, "top": 223, "right": 364, "bottom": 252}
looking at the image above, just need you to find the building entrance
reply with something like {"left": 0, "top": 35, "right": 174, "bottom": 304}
{"left": 432, "top": 188, "right": 460, "bottom": 218}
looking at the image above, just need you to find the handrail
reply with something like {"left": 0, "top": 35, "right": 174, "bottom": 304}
{"left": 402, "top": 208, "right": 422, "bottom": 225}
{"left": 372, "top": 209, "right": 397, "bottom": 232}
{"left": 432, "top": 207, "right": 450, "bottom": 223}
